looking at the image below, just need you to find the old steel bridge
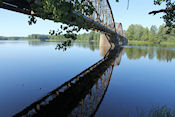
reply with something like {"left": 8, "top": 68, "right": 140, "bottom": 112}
{"left": 0, "top": 1, "right": 127, "bottom": 116}
{"left": 0, "top": 0, "right": 127, "bottom": 45}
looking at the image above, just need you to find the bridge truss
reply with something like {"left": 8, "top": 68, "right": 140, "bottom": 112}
{"left": 0, "top": 0, "right": 125, "bottom": 42}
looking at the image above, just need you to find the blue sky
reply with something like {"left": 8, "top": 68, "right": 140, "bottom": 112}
{"left": 0, "top": 0, "right": 165, "bottom": 37}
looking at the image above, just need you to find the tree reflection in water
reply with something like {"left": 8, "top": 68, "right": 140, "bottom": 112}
{"left": 125, "top": 44, "right": 175, "bottom": 62}
{"left": 126, "top": 105, "right": 175, "bottom": 117}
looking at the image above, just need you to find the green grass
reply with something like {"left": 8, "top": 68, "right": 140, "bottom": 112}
{"left": 160, "top": 42, "right": 175, "bottom": 45}
{"left": 27, "top": 39, "right": 41, "bottom": 41}
{"left": 46, "top": 40, "right": 62, "bottom": 42}
{"left": 128, "top": 40, "right": 175, "bottom": 45}
{"left": 128, "top": 40, "right": 154, "bottom": 44}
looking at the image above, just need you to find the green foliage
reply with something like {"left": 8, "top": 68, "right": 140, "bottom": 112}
{"left": 76, "top": 31, "right": 100, "bottom": 43}
{"left": 28, "top": 34, "right": 49, "bottom": 40}
{"left": 28, "top": 15, "right": 37, "bottom": 25}
{"left": 118, "top": 0, "right": 174, "bottom": 33}
{"left": 150, "top": 25, "right": 158, "bottom": 34}
{"left": 0, "top": 31, "right": 100, "bottom": 51}
{"left": 141, "top": 28, "right": 149, "bottom": 41}
{"left": 55, "top": 40, "right": 72, "bottom": 51}
{"left": 153, "top": 0, "right": 175, "bottom": 33}
{"left": 149, "top": 25, "right": 158, "bottom": 41}
{"left": 126, "top": 24, "right": 136, "bottom": 40}
{"left": 126, "top": 24, "right": 151, "bottom": 41}
{"left": 28, "top": 0, "right": 95, "bottom": 31}
{"left": 126, "top": 24, "right": 175, "bottom": 43}
{"left": 0, "top": 36, "right": 22, "bottom": 40}
{"left": 26, "top": 31, "right": 100, "bottom": 42}
{"left": 27, "top": 0, "right": 96, "bottom": 49}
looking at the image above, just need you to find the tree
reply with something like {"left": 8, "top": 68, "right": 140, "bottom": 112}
{"left": 149, "top": 0, "right": 175, "bottom": 33}
{"left": 126, "top": 24, "right": 135, "bottom": 40}
{"left": 135, "top": 25, "right": 144, "bottom": 40}
{"left": 149, "top": 25, "right": 158, "bottom": 41}
{"left": 141, "top": 28, "right": 149, "bottom": 41}
{"left": 126, "top": 24, "right": 175, "bottom": 42}
{"left": 150, "top": 25, "right": 158, "bottom": 34}
{"left": 117, "top": 0, "right": 175, "bottom": 33}
{"left": 126, "top": 25, "right": 147, "bottom": 41}
{"left": 157, "top": 25, "right": 165, "bottom": 40}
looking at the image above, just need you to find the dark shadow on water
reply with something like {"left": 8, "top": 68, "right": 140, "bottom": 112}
{"left": 13, "top": 46, "right": 124, "bottom": 117}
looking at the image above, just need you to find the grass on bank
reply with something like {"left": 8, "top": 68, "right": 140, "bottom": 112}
{"left": 128, "top": 40, "right": 175, "bottom": 45}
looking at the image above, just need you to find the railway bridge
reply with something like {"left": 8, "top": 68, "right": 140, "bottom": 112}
{"left": 0, "top": 0, "right": 127, "bottom": 45}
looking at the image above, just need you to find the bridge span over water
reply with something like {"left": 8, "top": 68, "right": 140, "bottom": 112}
{"left": 0, "top": 0, "right": 127, "bottom": 45}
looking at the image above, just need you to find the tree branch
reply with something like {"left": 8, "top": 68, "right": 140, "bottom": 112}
{"left": 149, "top": 7, "right": 175, "bottom": 15}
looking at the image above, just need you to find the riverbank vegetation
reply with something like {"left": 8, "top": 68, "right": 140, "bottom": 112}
{"left": 126, "top": 24, "right": 175, "bottom": 44}
{"left": 0, "top": 36, "right": 24, "bottom": 40}
{"left": 0, "top": 31, "right": 100, "bottom": 42}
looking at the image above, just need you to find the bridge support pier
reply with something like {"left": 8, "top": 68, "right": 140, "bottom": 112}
{"left": 99, "top": 34, "right": 111, "bottom": 57}
{"left": 99, "top": 34, "right": 111, "bottom": 47}
{"left": 99, "top": 34, "right": 120, "bottom": 56}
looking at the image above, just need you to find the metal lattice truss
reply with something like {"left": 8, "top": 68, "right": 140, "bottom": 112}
{"left": 116, "top": 23, "right": 124, "bottom": 36}
{"left": 0, "top": 0, "right": 124, "bottom": 38}
{"left": 79, "top": 0, "right": 124, "bottom": 36}
{"left": 88, "top": 0, "right": 116, "bottom": 31}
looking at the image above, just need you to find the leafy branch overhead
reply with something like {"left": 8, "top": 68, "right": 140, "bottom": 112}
{"left": 27, "top": 0, "right": 96, "bottom": 50}
{"left": 149, "top": 0, "right": 175, "bottom": 33}
{"left": 25, "top": 0, "right": 174, "bottom": 49}
{"left": 29, "top": 0, "right": 95, "bottom": 27}
{"left": 116, "top": 0, "right": 174, "bottom": 33}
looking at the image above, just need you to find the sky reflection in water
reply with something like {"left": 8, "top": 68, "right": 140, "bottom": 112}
{"left": 0, "top": 41, "right": 175, "bottom": 117}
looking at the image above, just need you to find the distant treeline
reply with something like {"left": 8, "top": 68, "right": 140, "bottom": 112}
{"left": 126, "top": 24, "right": 175, "bottom": 43}
{"left": 0, "top": 36, "right": 24, "bottom": 40}
{"left": 28, "top": 31, "right": 100, "bottom": 42}
{"left": 0, "top": 31, "right": 100, "bottom": 43}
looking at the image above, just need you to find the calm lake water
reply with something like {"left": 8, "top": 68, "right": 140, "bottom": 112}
{"left": 0, "top": 40, "right": 175, "bottom": 117}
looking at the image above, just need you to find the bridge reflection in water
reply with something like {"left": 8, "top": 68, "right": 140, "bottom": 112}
{"left": 14, "top": 43, "right": 124, "bottom": 117}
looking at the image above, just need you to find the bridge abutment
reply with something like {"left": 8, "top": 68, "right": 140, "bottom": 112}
{"left": 99, "top": 34, "right": 120, "bottom": 49}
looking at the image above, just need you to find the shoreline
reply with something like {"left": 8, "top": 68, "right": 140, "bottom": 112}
{"left": 128, "top": 40, "right": 175, "bottom": 45}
